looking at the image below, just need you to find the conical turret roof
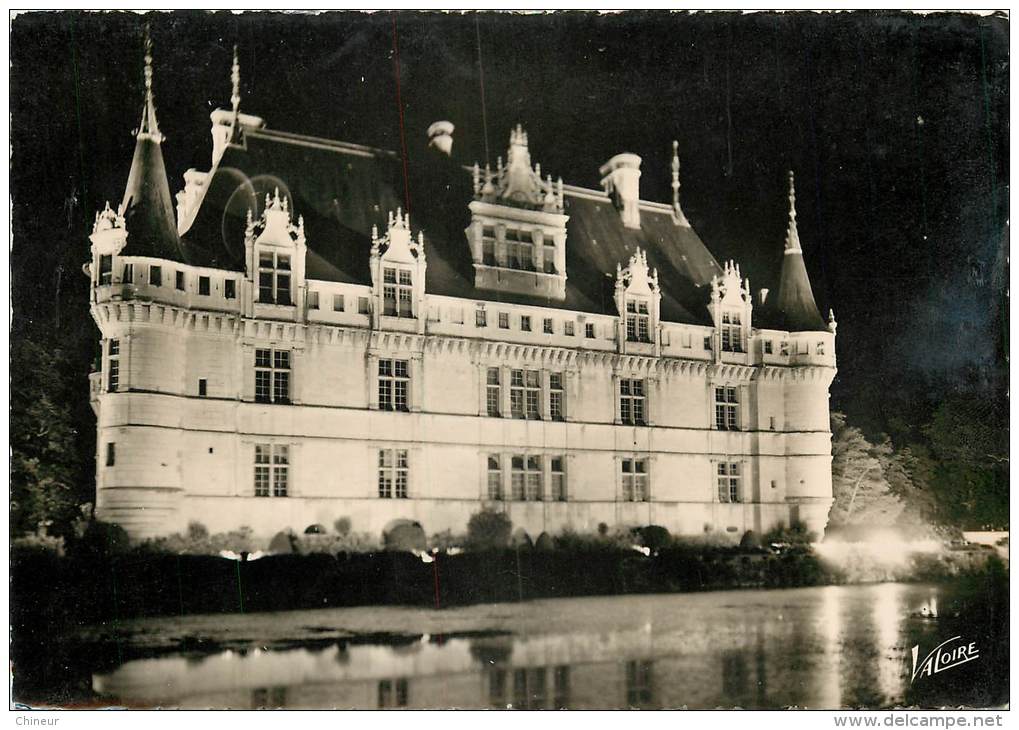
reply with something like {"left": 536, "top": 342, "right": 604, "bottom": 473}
{"left": 775, "top": 172, "right": 825, "bottom": 331}
{"left": 120, "top": 26, "right": 183, "bottom": 262}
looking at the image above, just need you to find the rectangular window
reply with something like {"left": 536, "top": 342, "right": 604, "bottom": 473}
{"left": 619, "top": 378, "right": 646, "bottom": 426}
{"left": 763, "top": 340, "right": 773, "bottom": 355}
{"left": 520, "top": 316, "right": 531, "bottom": 332}
{"left": 704, "top": 335, "right": 713, "bottom": 350}
{"left": 378, "top": 359, "right": 410, "bottom": 412}
{"left": 550, "top": 456, "right": 566, "bottom": 501}
{"left": 254, "top": 444, "right": 288, "bottom": 498}
{"left": 476, "top": 308, "right": 487, "bottom": 327}
{"left": 499, "top": 312, "right": 510, "bottom": 329}
{"left": 358, "top": 296, "right": 370, "bottom": 314}
{"left": 122, "top": 263, "right": 133, "bottom": 284}
{"left": 258, "top": 250, "right": 292, "bottom": 305}
{"left": 721, "top": 311, "right": 743, "bottom": 352}
{"left": 626, "top": 299, "right": 651, "bottom": 342}
{"left": 543, "top": 243, "right": 556, "bottom": 274}
{"left": 487, "top": 455, "right": 503, "bottom": 500}
{"left": 717, "top": 462, "right": 741, "bottom": 503}
{"left": 543, "top": 318, "right": 554, "bottom": 335}
{"left": 817, "top": 341, "right": 825, "bottom": 355}
{"left": 486, "top": 367, "right": 501, "bottom": 417}
{"left": 564, "top": 321, "right": 575, "bottom": 337}
{"left": 510, "top": 369, "right": 541, "bottom": 420}
{"left": 254, "top": 348, "right": 291, "bottom": 404}
{"left": 621, "top": 458, "right": 649, "bottom": 502}
{"left": 626, "top": 660, "right": 654, "bottom": 708}
{"left": 482, "top": 237, "right": 496, "bottom": 266}
{"left": 98, "top": 254, "right": 113, "bottom": 285}
{"left": 107, "top": 338, "right": 120, "bottom": 391}
{"left": 149, "top": 265, "right": 162, "bottom": 287}
{"left": 585, "top": 322, "right": 596, "bottom": 339}
{"left": 378, "top": 449, "right": 409, "bottom": 499}
{"left": 554, "top": 665, "right": 570, "bottom": 709}
{"left": 198, "top": 378, "right": 207, "bottom": 397}
{"left": 175, "top": 270, "right": 186, "bottom": 291}
{"left": 511, "top": 455, "right": 542, "bottom": 501}
{"left": 198, "top": 276, "right": 210, "bottom": 295}
{"left": 307, "top": 291, "right": 319, "bottom": 310}
{"left": 714, "top": 386, "right": 739, "bottom": 431}
{"left": 780, "top": 341, "right": 790, "bottom": 356}
{"left": 549, "top": 372, "right": 564, "bottom": 421}
{"left": 224, "top": 279, "right": 236, "bottom": 299}
{"left": 105, "top": 442, "right": 115, "bottom": 467}
{"left": 331, "top": 294, "right": 344, "bottom": 312}
{"left": 383, "top": 267, "right": 414, "bottom": 317}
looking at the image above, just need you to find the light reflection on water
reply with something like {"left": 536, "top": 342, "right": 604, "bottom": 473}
{"left": 92, "top": 584, "right": 940, "bottom": 709}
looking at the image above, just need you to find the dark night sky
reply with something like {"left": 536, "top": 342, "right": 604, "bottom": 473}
{"left": 10, "top": 11, "right": 1009, "bottom": 432}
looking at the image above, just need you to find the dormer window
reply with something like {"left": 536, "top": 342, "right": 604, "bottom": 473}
{"left": 258, "top": 250, "right": 291, "bottom": 305}
{"left": 626, "top": 299, "right": 651, "bottom": 342}
{"left": 383, "top": 267, "right": 414, "bottom": 317}
{"left": 505, "top": 228, "right": 533, "bottom": 271}
{"left": 721, "top": 311, "right": 743, "bottom": 352}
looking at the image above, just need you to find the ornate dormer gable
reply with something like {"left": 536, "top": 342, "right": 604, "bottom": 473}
{"left": 614, "top": 248, "right": 662, "bottom": 351}
{"left": 369, "top": 208, "right": 427, "bottom": 331}
{"left": 465, "top": 125, "right": 569, "bottom": 301}
{"left": 244, "top": 188, "right": 306, "bottom": 309}
{"left": 86, "top": 201, "right": 128, "bottom": 289}
{"left": 709, "top": 260, "right": 753, "bottom": 354}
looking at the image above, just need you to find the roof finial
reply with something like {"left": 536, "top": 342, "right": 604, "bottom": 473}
{"left": 671, "top": 140, "right": 680, "bottom": 205}
{"left": 230, "top": 44, "right": 241, "bottom": 113}
{"left": 136, "top": 23, "right": 163, "bottom": 143}
{"left": 785, "top": 170, "right": 801, "bottom": 253}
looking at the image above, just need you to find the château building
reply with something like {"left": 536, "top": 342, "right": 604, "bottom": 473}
{"left": 86, "top": 38, "right": 837, "bottom": 544}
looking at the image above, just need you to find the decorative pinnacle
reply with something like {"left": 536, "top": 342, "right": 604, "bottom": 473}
{"left": 231, "top": 45, "right": 241, "bottom": 112}
{"left": 788, "top": 170, "right": 797, "bottom": 223}
{"left": 785, "top": 170, "right": 802, "bottom": 253}
{"left": 136, "top": 23, "right": 163, "bottom": 142}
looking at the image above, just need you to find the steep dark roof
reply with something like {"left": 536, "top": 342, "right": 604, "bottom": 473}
{"left": 181, "top": 121, "right": 725, "bottom": 325}
{"left": 120, "top": 135, "right": 184, "bottom": 261}
{"left": 774, "top": 249, "right": 826, "bottom": 331}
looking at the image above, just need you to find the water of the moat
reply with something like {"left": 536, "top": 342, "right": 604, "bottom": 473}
{"left": 72, "top": 582, "right": 1007, "bottom": 709}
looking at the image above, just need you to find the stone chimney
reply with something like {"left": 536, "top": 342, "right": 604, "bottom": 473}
{"left": 428, "top": 121, "right": 455, "bottom": 156}
{"left": 599, "top": 153, "right": 642, "bottom": 229}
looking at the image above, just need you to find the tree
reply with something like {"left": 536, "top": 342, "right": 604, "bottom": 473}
{"left": 10, "top": 337, "right": 92, "bottom": 539}
{"left": 828, "top": 413, "right": 905, "bottom": 528}
{"left": 465, "top": 508, "right": 512, "bottom": 551}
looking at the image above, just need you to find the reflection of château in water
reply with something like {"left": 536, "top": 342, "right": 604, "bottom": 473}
{"left": 92, "top": 586, "right": 918, "bottom": 709}
{"left": 86, "top": 26, "right": 836, "bottom": 545}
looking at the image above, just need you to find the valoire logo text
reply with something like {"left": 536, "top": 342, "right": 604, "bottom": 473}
{"left": 910, "top": 636, "right": 980, "bottom": 683}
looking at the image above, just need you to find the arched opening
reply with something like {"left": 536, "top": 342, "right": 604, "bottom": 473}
{"left": 511, "top": 528, "right": 533, "bottom": 549}
{"left": 383, "top": 519, "right": 427, "bottom": 553}
{"left": 304, "top": 524, "right": 326, "bottom": 535}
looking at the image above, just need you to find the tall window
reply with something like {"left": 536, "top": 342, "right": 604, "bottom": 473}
{"left": 482, "top": 236, "right": 496, "bottom": 266}
{"left": 585, "top": 322, "right": 596, "bottom": 339}
{"left": 486, "top": 367, "right": 501, "bottom": 417}
{"left": 505, "top": 229, "right": 533, "bottom": 270}
{"left": 520, "top": 315, "right": 532, "bottom": 332}
{"left": 511, "top": 369, "right": 541, "bottom": 420}
{"left": 476, "top": 308, "right": 487, "bottom": 327}
{"left": 225, "top": 279, "right": 236, "bottom": 299}
{"left": 550, "top": 456, "right": 566, "bottom": 501}
{"left": 543, "top": 243, "right": 556, "bottom": 274}
{"left": 105, "top": 442, "right": 116, "bottom": 467}
{"left": 499, "top": 312, "right": 510, "bottom": 329}
{"left": 487, "top": 455, "right": 503, "bottom": 500}
{"left": 198, "top": 276, "right": 210, "bottom": 295}
{"left": 621, "top": 458, "right": 648, "bottom": 501}
{"left": 717, "top": 462, "right": 741, "bottom": 503}
{"left": 543, "top": 318, "right": 554, "bottom": 334}
{"left": 549, "top": 372, "right": 564, "bottom": 421}
{"left": 107, "top": 338, "right": 120, "bottom": 391}
{"left": 258, "top": 250, "right": 292, "bottom": 305}
{"left": 721, "top": 311, "right": 743, "bottom": 352}
{"left": 307, "top": 291, "right": 319, "bottom": 309}
{"left": 98, "top": 255, "right": 113, "bottom": 285}
{"left": 378, "top": 449, "right": 408, "bottom": 498}
{"left": 383, "top": 267, "right": 414, "bottom": 317}
{"left": 714, "top": 386, "right": 739, "bottom": 431}
{"left": 254, "top": 444, "right": 288, "bottom": 497}
{"left": 377, "top": 679, "right": 409, "bottom": 709}
{"left": 626, "top": 660, "right": 654, "bottom": 708}
{"left": 763, "top": 340, "right": 773, "bottom": 355}
{"left": 619, "top": 378, "right": 646, "bottom": 425}
{"left": 149, "top": 265, "right": 162, "bottom": 286}
{"left": 511, "top": 455, "right": 542, "bottom": 501}
{"left": 122, "top": 263, "right": 133, "bottom": 284}
{"left": 378, "top": 359, "right": 410, "bottom": 411}
{"left": 626, "top": 299, "right": 651, "bottom": 342}
{"left": 175, "top": 271, "right": 186, "bottom": 291}
{"left": 564, "top": 321, "right": 575, "bottom": 337}
{"left": 255, "top": 349, "right": 291, "bottom": 404}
